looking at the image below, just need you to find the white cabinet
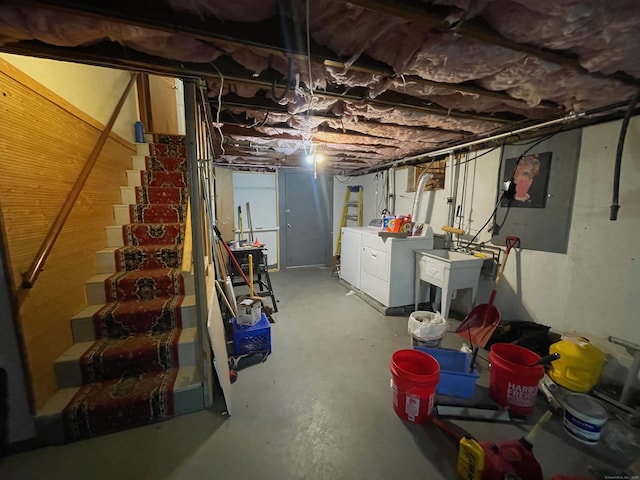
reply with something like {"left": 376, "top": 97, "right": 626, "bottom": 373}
{"left": 341, "top": 227, "right": 433, "bottom": 308}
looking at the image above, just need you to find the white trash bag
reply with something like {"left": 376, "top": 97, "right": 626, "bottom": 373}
{"left": 408, "top": 310, "right": 448, "bottom": 347}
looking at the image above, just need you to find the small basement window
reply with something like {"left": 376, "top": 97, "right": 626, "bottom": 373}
{"left": 406, "top": 160, "right": 446, "bottom": 192}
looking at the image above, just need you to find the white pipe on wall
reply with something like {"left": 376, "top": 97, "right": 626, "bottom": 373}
{"left": 411, "top": 169, "right": 434, "bottom": 222}
{"left": 355, "top": 112, "right": 585, "bottom": 174}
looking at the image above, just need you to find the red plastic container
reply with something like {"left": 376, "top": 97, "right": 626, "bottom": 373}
{"left": 390, "top": 349, "right": 439, "bottom": 423}
{"left": 489, "top": 343, "right": 544, "bottom": 416}
{"left": 480, "top": 439, "right": 543, "bottom": 480}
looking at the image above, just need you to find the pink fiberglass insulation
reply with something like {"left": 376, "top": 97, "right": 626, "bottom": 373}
{"left": 326, "top": 119, "right": 462, "bottom": 144}
{"left": 0, "top": 3, "right": 223, "bottom": 63}
{"left": 1, "top": 0, "right": 638, "bottom": 172}
{"left": 405, "top": 33, "right": 527, "bottom": 83}
{"left": 477, "top": 59, "right": 636, "bottom": 110}
{"left": 429, "top": 0, "right": 640, "bottom": 79}
{"left": 484, "top": 0, "right": 640, "bottom": 78}
{"left": 340, "top": 104, "right": 501, "bottom": 134}
{"left": 389, "top": 79, "right": 552, "bottom": 117}
{"left": 308, "top": 0, "right": 407, "bottom": 65}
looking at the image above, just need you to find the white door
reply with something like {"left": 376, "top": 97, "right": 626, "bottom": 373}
{"left": 232, "top": 172, "right": 279, "bottom": 268}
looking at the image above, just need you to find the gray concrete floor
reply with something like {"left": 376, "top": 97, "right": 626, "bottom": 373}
{"left": 0, "top": 267, "right": 631, "bottom": 479}
{"left": 1, "top": 267, "right": 457, "bottom": 480}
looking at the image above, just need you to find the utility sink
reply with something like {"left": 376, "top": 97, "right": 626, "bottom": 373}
{"left": 414, "top": 249, "right": 484, "bottom": 319}
{"left": 418, "top": 249, "right": 485, "bottom": 268}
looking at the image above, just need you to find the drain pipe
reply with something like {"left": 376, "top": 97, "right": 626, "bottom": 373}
{"left": 411, "top": 168, "right": 434, "bottom": 222}
{"left": 390, "top": 166, "right": 396, "bottom": 214}
{"left": 610, "top": 89, "right": 640, "bottom": 220}
{"left": 445, "top": 154, "right": 459, "bottom": 249}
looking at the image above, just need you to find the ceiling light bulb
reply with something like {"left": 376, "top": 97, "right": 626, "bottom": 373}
{"left": 306, "top": 154, "right": 315, "bottom": 164}
{"left": 315, "top": 154, "right": 324, "bottom": 163}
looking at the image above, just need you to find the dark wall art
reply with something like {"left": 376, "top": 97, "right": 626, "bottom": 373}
{"left": 501, "top": 152, "right": 552, "bottom": 208}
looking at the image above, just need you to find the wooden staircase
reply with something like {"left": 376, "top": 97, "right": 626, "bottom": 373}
{"left": 36, "top": 135, "right": 204, "bottom": 444}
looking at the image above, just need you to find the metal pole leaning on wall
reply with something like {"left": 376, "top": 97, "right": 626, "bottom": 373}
{"left": 184, "top": 78, "right": 211, "bottom": 406}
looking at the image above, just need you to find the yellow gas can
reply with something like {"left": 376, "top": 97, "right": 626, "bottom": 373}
{"left": 548, "top": 337, "right": 605, "bottom": 392}
{"left": 457, "top": 437, "right": 484, "bottom": 480}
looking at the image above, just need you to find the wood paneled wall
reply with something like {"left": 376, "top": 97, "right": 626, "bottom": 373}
{"left": 148, "top": 75, "right": 179, "bottom": 135}
{"left": 0, "top": 59, "right": 135, "bottom": 409}
{"left": 214, "top": 167, "right": 235, "bottom": 241}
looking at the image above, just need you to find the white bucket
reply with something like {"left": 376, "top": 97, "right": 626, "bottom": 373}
{"left": 408, "top": 311, "right": 447, "bottom": 348}
{"left": 562, "top": 393, "right": 608, "bottom": 445}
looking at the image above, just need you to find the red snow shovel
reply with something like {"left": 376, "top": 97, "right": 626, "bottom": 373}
{"left": 456, "top": 235, "right": 520, "bottom": 348}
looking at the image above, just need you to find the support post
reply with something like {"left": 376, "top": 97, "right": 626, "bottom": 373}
{"left": 184, "top": 78, "right": 212, "bottom": 406}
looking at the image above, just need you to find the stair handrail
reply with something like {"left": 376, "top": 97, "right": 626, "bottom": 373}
{"left": 22, "top": 72, "right": 139, "bottom": 289}
{"left": 181, "top": 200, "right": 193, "bottom": 274}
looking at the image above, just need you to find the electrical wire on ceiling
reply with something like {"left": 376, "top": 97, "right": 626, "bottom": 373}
{"left": 249, "top": 111, "right": 270, "bottom": 128}
{"left": 271, "top": 55, "right": 292, "bottom": 102}
{"left": 306, "top": 0, "right": 314, "bottom": 99}
{"left": 210, "top": 62, "right": 226, "bottom": 157}
{"left": 334, "top": 175, "right": 354, "bottom": 184}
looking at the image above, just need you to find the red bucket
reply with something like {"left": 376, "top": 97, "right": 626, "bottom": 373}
{"left": 390, "top": 349, "right": 440, "bottom": 423}
{"left": 489, "top": 343, "right": 544, "bottom": 416}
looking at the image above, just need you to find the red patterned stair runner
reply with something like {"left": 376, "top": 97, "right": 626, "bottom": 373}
{"left": 63, "top": 134, "right": 189, "bottom": 439}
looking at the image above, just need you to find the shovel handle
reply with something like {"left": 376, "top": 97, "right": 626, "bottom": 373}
{"left": 248, "top": 254, "right": 254, "bottom": 297}
{"left": 495, "top": 236, "right": 520, "bottom": 285}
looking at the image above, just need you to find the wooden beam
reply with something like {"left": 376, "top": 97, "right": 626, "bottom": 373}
{"left": 1, "top": 39, "right": 515, "bottom": 124}
{"left": 136, "top": 73, "right": 153, "bottom": 132}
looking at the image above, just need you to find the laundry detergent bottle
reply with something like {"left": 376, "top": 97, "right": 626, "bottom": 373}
{"left": 548, "top": 337, "right": 605, "bottom": 392}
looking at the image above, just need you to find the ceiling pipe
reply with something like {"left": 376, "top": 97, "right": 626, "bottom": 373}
{"left": 352, "top": 112, "right": 586, "bottom": 175}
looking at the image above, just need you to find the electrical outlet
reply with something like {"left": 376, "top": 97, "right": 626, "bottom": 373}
{"left": 502, "top": 180, "right": 515, "bottom": 200}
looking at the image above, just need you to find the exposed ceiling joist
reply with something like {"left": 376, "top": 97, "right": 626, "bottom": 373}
{"left": 204, "top": 56, "right": 523, "bottom": 123}
{"left": 3, "top": 0, "right": 638, "bottom": 175}
{"left": 24, "top": 0, "right": 568, "bottom": 106}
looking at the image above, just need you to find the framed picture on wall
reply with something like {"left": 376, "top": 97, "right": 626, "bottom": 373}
{"left": 501, "top": 152, "right": 552, "bottom": 208}
{"left": 493, "top": 130, "right": 580, "bottom": 253}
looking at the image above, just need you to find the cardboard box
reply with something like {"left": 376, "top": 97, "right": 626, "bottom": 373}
{"left": 236, "top": 298, "right": 262, "bottom": 326}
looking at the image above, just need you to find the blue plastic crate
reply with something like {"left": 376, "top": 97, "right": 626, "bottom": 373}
{"left": 232, "top": 313, "right": 271, "bottom": 355}
{"left": 414, "top": 347, "right": 479, "bottom": 398}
